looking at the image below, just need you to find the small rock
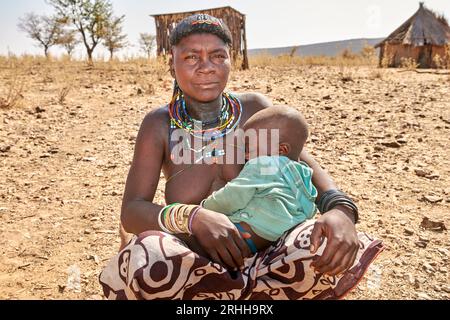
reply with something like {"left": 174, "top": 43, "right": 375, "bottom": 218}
{"left": 84, "top": 229, "right": 92, "bottom": 235}
{"left": 322, "top": 95, "right": 332, "bottom": 100}
{"left": 381, "top": 141, "right": 402, "bottom": 148}
{"left": 111, "top": 190, "right": 121, "bottom": 196}
{"left": 137, "top": 88, "right": 143, "bottom": 95}
{"left": 421, "top": 195, "right": 443, "bottom": 203}
{"left": 417, "top": 292, "right": 432, "bottom": 300}
{"left": 432, "top": 285, "right": 441, "bottom": 292}
{"left": 418, "top": 235, "right": 429, "bottom": 242}
{"left": 415, "top": 241, "right": 427, "bottom": 248}
{"left": 442, "top": 285, "right": 450, "bottom": 293}
{"left": 40, "top": 153, "right": 51, "bottom": 158}
{"left": 35, "top": 106, "right": 46, "bottom": 113}
{"left": 0, "top": 145, "right": 11, "bottom": 153}
{"left": 404, "top": 228, "right": 414, "bottom": 236}
{"left": 422, "top": 263, "right": 435, "bottom": 272}
{"left": 437, "top": 248, "right": 449, "bottom": 256}
{"left": 414, "top": 168, "right": 429, "bottom": 177}
{"left": 82, "top": 157, "right": 96, "bottom": 162}
{"left": 88, "top": 254, "right": 100, "bottom": 264}
{"left": 420, "top": 217, "right": 447, "bottom": 231}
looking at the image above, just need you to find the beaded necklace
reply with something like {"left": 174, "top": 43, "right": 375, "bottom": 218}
{"left": 168, "top": 82, "right": 242, "bottom": 167}
{"left": 168, "top": 82, "right": 242, "bottom": 142}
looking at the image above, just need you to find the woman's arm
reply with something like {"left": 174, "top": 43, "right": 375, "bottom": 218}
{"left": 299, "top": 149, "right": 356, "bottom": 223}
{"left": 120, "top": 109, "right": 166, "bottom": 235}
{"left": 299, "top": 148, "right": 359, "bottom": 276}
{"left": 121, "top": 109, "right": 251, "bottom": 269}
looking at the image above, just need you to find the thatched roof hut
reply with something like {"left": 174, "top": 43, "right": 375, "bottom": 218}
{"left": 151, "top": 6, "right": 249, "bottom": 70}
{"left": 376, "top": 2, "right": 450, "bottom": 68}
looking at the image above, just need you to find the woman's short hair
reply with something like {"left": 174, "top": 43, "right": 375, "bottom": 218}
{"left": 170, "top": 14, "right": 233, "bottom": 47}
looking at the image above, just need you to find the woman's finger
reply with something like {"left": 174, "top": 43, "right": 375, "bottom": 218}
{"left": 226, "top": 240, "right": 245, "bottom": 269}
{"left": 330, "top": 246, "right": 358, "bottom": 276}
{"left": 217, "top": 244, "right": 238, "bottom": 270}
{"left": 232, "top": 229, "right": 252, "bottom": 259}
{"left": 310, "top": 222, "right": 324, "bottom": 254}
{"left": 312, "top": 238, "right": 337, "bottom": 271}
{"left": 207, "top": 249, "right": 226, "bottom": 269}
{"left": 322, "top": 247, "right": 348, "bottom": 276}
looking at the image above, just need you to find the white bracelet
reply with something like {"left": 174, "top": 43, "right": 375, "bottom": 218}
{"left": 158, "top": 206, "right": 175, "bottom": 235}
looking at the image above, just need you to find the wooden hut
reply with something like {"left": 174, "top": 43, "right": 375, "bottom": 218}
{"left": 151, "top": 6, "right": 249, "bottom": 70}
{"left": 376, "top": 2, "right": 450, "bottom": 68}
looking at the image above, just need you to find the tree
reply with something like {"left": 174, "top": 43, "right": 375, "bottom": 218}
{"left": 103, "top": 15, "right": 127, "bottom": 60}
{"left": 47, "top": 0, "right": 113, "bottom": 64}
{"left": 139, "top": 33, "right": 156, "bottom": 59}
{"left": 18, "top": 13, "right": 62, "bottom": 58}
{"left": 57, "top": 28, "right": 80, "bottom": 57}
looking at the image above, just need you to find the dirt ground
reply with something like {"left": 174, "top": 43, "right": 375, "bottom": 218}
{"left": 0, "top": 60, "right": 449, "bottom": 300}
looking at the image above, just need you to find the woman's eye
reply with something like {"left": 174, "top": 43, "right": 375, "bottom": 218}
{"left": 185, "top": 55, "right": 198, "bottom": 62}
{"left": 212, "top": 54, "right": 226, "bottom": 60}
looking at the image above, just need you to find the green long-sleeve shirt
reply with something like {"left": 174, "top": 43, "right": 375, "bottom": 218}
{"left": 203, "top": 156, "right": 318, "bottom": 241}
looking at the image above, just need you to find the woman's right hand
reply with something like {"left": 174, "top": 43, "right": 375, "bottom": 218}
{"left": 191, "top": 208, "right": 252, "bottom": 270}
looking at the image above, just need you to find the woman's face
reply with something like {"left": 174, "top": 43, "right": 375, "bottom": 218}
{"left": 171, "top": 33, "right": 231, "bottom": 103}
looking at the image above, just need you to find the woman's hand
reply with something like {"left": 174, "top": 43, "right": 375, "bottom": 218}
{"left": 310, "top": 206, "right": 359, "bottom": 276}
{"left": 191, "top": 208, "right": 252, "bottom": 270}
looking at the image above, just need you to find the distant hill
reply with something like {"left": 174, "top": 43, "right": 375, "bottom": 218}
{"left": 248, "top": 38, "right": 384, "bottom": 57}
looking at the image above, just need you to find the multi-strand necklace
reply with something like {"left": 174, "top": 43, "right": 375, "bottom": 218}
{"left": 168, "top": 84, "right": 242, "bottom": 160}
{"left": 166, "top": 84, "right": 243, "bottom": 183}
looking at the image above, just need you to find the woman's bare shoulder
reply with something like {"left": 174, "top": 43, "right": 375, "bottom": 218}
{"left": 138, "top": 105, "right": 170, "bottom": 141}
{"left": 235, "top": 92, "right": 273, "bottom": 112}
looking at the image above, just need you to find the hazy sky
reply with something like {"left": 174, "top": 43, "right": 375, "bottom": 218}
{"left": 1, "top": 0, "right": 449, "bottom": 58}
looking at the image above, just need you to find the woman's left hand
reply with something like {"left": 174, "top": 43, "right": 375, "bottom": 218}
{"left": 309, "top": 206, "right": 359, "bottom": 276}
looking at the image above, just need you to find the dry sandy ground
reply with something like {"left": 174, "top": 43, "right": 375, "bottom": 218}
{"left": 0, "top": 60, "right": 449, "bottom": 300}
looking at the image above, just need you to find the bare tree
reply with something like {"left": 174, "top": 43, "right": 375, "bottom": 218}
{"left": 57, "top": 28, "right": 80, "bottom": 57}
{"left": 103, "top": 15, "right": 127, "bottom": 60}
{"left": 138, "top": 33, "right": 156, "bottom": 59}
{"left": 18, "top": 13, "right": 62, "bottom": 58}
{"left": 47, "top": 0, "right": 114, "bottom": 64}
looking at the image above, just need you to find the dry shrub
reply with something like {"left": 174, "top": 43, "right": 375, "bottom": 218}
{"left": 249, "top": 46, "right": 378, "bottom": 68}
{"left": 0, "top": 74, "right": 24, "bottom": 109}
{"left": 445, "top": 44, "right": 450, "bottom": 69}
{"left": 57, "top": 82, "right": 72, "bottom": 105}
{"left": 338, "top": 64, "right": 355, "bottom": 82}
{"left": 400, "top": 57, "right": 418, "bottom": 70}
{"left": 367, "top": 68, "right": 385, "bottom": 80}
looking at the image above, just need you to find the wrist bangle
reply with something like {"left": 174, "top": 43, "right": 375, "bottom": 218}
{"left": 188, "top": 206, "right": 202, "bottom": 235}
{"left": 317, "top": 189, "right": 359, "bottom": 223}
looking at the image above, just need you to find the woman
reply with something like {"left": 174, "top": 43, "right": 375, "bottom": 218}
{"left": 100, "top": 14, "right": 382, "bottom": 300}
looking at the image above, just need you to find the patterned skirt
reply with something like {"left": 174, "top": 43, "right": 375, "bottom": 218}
{"left": 99, "top": 219, "right": 383, "bottom": 300}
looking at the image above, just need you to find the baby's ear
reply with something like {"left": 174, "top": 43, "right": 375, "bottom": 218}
{"left": 279, "top": 143, "right": 291, "bottom": 156}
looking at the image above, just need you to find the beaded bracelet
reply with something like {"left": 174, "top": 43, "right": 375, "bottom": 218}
{"left": 188, "top": 206, "right": 202, "bottom": 234}
{"left": 159, "top": 203, "right": 201, "bottom": 235}
{"left": 158, "top": 203, "right": 179, "bottom": 234}
{"left": 317, "top": 189, "right": 359, "bottom": 223}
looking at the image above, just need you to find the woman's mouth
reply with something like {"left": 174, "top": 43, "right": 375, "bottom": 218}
{"left": 194, "top": 82, "right": 220, "bottom": 89}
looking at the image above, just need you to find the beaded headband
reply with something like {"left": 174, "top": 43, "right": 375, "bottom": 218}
{"left": 170, "top": 13, "right": 232, "bottom": 46}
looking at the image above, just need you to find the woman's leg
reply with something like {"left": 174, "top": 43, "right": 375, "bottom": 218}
{"left": 100, "top": 221, "right": 383, "bottom": 300}
{"left": 248, "top": 219, "right": 384, "bottom": 300}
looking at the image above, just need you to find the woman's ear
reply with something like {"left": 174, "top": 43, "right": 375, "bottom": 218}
{"left": 169, "top": 52, "right": 175, "bottom": 78}
{"left": 279, "top": 143, "right": 291, "bottom": 157}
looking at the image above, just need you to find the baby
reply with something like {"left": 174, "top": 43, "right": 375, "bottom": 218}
{"left": 202, "top": 106, "right": 318, "bottom": 254}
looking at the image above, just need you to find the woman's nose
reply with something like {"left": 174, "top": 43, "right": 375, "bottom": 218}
{"left": 197, "top": 57, "right": 215, "bottom": 73}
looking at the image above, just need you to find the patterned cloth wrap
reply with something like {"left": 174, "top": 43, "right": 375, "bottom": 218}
{"left": 99, "top": 219, "right": 383, "bottom": 300}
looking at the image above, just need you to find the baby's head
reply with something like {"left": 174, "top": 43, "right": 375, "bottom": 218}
{"left": 243, "top": 106, "right": 309, "bottom": 161}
